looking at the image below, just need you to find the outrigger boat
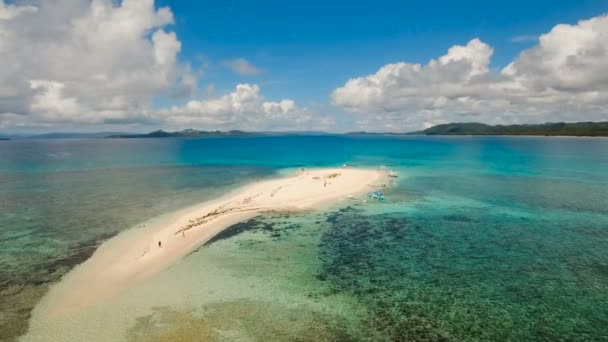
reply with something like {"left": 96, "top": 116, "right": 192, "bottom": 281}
{"left": 368, "top": 191, "right": 386, "bottom": 201}
{"left": 388, "top": 170, "right": 399, "bottom": 178}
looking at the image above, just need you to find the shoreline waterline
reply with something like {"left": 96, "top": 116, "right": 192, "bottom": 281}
{"left": 28, "top": 167, "right": 385, "bottom": 322}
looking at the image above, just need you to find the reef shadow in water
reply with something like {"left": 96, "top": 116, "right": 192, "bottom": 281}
{"left": 204, "top": 214, "right": 303, "bottom": 247}
{"left": 315, "top": 206, "right": 608, "bottom": 341}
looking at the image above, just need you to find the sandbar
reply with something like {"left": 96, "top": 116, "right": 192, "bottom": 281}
{"left": 39, "top": 167, "right": 384, "bottom": 318}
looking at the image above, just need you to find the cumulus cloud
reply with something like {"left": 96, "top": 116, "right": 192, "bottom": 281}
{"left": 0, "top": 1, "right": 314, "bottom": 131}
{"left": 332, "top": 15, "right": 608, "bottom": 131}
{"left": 0, "top": 0, "right": 185, "bottom": 127}
{"left": 0, "top": 1, "right": 36, "bottom": 20}
{"left": 0, "top": 0, "right": 323, "bottom": 131}
{"left": 157, "top": 84, "right": 329, "bottom": 131}
{"left": 221, "top": 58, "right": 262, "bottom": 76}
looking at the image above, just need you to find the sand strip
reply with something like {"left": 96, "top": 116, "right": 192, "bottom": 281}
{"left": 39, "top": 167, "right": 383, "bottom": 318}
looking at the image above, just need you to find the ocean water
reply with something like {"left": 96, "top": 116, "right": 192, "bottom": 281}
{"left": 1, "top": 136, "right": 607, "bottom": 341}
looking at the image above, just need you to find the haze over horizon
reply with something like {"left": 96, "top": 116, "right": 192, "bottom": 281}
{"left": 1, "top": 0, "right": 608, "bottom": 133}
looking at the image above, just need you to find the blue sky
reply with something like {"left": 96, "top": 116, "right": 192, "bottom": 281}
{"left": 159, "top": 0, "right": 606, "bottom": 104}
{"left": 1, "top": 0, "right": 607, "bottom": 132}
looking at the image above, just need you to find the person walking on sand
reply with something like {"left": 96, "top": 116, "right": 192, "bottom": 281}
{"left": 158, "top": 241, "right": 162, "bottom": 248}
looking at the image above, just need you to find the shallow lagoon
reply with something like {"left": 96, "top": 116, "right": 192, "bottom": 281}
{"left": 1, "top": 136, "right": 607, "bottom": 341}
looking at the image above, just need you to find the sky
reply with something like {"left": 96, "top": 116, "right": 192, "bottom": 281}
{"left": 1, "top": 0, "right": 608, "bottom": 133}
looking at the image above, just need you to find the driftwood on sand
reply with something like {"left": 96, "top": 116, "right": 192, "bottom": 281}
{"left": 175, "top": 193, "right": 264, "bottom": 235}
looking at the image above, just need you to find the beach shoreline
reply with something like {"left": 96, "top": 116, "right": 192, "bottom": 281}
{"left": 34, "top": 167, "right": 385, "bottom": 319}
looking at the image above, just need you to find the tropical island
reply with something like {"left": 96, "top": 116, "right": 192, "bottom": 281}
{"left": 102, "top": 121, "right": 608, "bottom": 139}
{"left": 5, "top": 122, "right": 607, "bottom": 141}
{"left": 106, "top": 129, "right": 263, "bottom": 138}
{"left": 408, "top": 121, "right": 608, "bottom": 137}
{"left": 345, "top": 121, "right": 608, "bottom": 137}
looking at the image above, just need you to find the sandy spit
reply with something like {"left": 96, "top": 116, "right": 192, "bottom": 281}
{"left": 34, "top": 167, "right": 384, "bottom": 319}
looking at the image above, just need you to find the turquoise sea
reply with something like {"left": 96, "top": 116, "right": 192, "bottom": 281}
{"left": 1, "top": 136, "right": 607, "bottom": 341}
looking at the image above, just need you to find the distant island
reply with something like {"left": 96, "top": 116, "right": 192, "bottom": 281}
{"left": 28, "top": 132, "right": 133, "bottom": 139}
{"left": 408, "top": 121, "right": 608, "bottom": 137}
{"left": 349, "top": 121, "right": 608, "bottom": 137}
{"left": 2, "top": 132, "right": 134, "bottom": 140}
{"left": 106, "top": 129, "right": 264, "bottom": 138}
{"left": 4, "top": 121, "right": 608, "bottom": 140}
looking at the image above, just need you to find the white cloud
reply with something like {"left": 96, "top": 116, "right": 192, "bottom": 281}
{"left": 152, "top": 30, "right": 181, "bottom": 66}
{"left": 332, "top": 15, "right": 608, "bottom": 131}
{"left": 0, "top": 0, "right": 186, "bottom": 126}
{"left": 221, "top": 58, "right": 262, "bottom": 76}
{"left": 0, "top": 1, "right": 324, "bottom": 131}
{"left": 29, "top": 80, "right": 81, "bottom": 121}
{"left": 157, "top": 84, "right": 328, "bottom": 131}
{"left": 0, "top": 1, "right": 36, "bottom": 20}
{"left": 263, "top": 100, "right": 295, "bottom": 118}
{"left": 0, "top": 1, "right": 315, "bottom": 131}
{"left": 510, "top": 34, "right": 538, "bottom": 43}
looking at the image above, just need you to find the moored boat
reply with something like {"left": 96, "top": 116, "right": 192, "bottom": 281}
{"left": 368, "top": 191, "right": 386, "bottom": 200}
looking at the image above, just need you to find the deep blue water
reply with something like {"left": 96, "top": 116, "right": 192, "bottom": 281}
{"left": 1, "top": 136, "right": 607, "bottom": 341}
{"left": 3, "top": 136, "right": 607, "bottom": 182}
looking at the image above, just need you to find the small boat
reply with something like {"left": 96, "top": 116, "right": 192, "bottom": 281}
{"left": 368, "top": 191, "right": 386, "bottom": 201}
{"left": 388, "top": 170, "right": 399, "bottom": 178}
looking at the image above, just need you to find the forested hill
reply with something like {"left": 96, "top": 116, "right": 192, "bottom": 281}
{"left": 411, "top": 122, "right": 608, "bottom": 137}
{"left": 107, "top": 129, "right": 263, "bottom": 138}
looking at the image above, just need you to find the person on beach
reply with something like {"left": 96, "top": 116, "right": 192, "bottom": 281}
{"left": 158, "top": 241, "right": 162, "bottom": 248}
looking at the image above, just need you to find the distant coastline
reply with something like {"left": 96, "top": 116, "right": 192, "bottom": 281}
{"left": 106, "top": 129, "right": 264, "bottom": 139}
{"left": 4, "top": 121, "right": 608, "bottom": 140}
{"left": 106, "top": 129, "right": 335, "bottom": 138}
{"left": 106, "top": 121, "right": 608, "bottom": 138}
{"left": 405, "top": 121, "right": 608, "bottom": 137}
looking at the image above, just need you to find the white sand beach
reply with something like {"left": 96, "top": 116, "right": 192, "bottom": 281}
{"left": 36, "top": 167, "right": 383, "bottom": 320}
